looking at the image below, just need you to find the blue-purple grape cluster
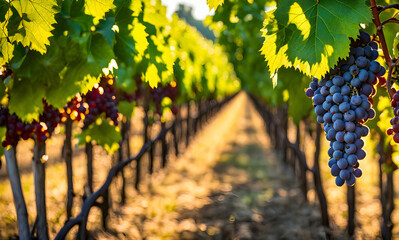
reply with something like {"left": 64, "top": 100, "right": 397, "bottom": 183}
{"left": 306, "top": 30, "right": 386, "bottom": 187}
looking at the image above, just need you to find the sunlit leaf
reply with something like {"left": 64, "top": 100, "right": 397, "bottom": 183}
{"left": 78, "top": 120, "right": 121, "bottom": 154}
{"left": 207, "top": 0, "right": 224, "bottom": 11}
{"left": 261, "top": 0, "right": 371, "bottom": 79}
{"left": 131, "top": 19, "right": 148, "bottom": 56}
{"left": 84, "top": 0, "right": 116, "bottom": 23}
{"left": 10, "top": 0, "right": 59, "bottom": 54}
{"left": 145, "top": 63, "right": 160, "bottom": 88}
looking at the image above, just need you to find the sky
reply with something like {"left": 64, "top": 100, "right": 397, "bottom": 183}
{"left": 161, "top": 0, "right": 214, "bottom": 20}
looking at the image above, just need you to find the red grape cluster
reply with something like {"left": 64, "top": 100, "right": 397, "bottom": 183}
{"left": 150, "top": 82, "right": 178, "bottom": 115}
{"left": 83, "top": 76, "right": 119, "bottom": 128}
{"left": 117, "top": 91, "right": 134, "bottom": 104}
{"left": 60, "top": 94, "right": 87, "bottom": 122}
{"left": 387, "top": 89, "right": 399, "bottom": 143}
{"left": 0, "top": 101, "right": 62, "bottom": 147}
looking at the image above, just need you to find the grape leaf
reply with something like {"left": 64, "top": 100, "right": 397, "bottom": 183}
{"left": 130, "top": 0, "right": 141, "bottom": 17}
{"left": 96, "top": 16, "right": 115, "bottom": 46}
{"left": 278, "top": 67, "right": 312, "bottom": 125}
{"left": 8, "top": 78, "right": 45, "bottom": 122}
{"left": 145, "top": 63, "right": 160, "bottom": 88}
{"left": 261, "top": 0, "right": 372, "bottom": 79}
{"left": 78, "top": 120, "right": 121, "bottom": 154}
{"left": 114, "top": 65, "right": 136, "bottom": 93}
{"left": 84, "top": 0, "right": 116, "bottom": 23}
{"left": 47, "top": 31, "right": 114, "bottom": 108}
{"left": 143, "top": 0, "right": 168, "bottom": 27}
{"left": 0, "top": 18, "right": 14, "bottom": 66}
{"left": 207, "top": 0, "right": 224, "bottom": 11}
{"left": 0, "top": 0, "right": 9, "bottom": 22}
{"left": 113, "top": 0, "right": 135, "bottom": 64}
{"left": 131, "top": 20, "right": 148, "bottom": 56}
{"left": 10, "top": 0, "right": 59, "bottom": 54}
{"left": 89, "top": 32, "right": 115, "bottom": 67}
{"left": 118, "top": 100, "right": 135, "bottom": 118}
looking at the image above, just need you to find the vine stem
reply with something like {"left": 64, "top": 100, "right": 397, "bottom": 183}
{"left": 387, "top": 64, "right": 396, "bottom": 99}
{"left": 370, "top": 0, "right": 394, "bottom": 98}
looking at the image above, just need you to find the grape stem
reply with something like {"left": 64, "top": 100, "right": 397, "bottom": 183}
{"left": 387, "top": 64, "right": 395, "bottom": 99}
{"left": 370, "top": 0, "right": 395, "bottom": 99}
{"left": 378, "top": 4, "right": 399, "bottom": 13}
{"left": 381, "top": 18, "right": 399, "bottom": 26}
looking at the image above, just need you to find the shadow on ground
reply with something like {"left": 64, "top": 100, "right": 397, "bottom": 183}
{"left": 173, "top": 103, "right": 325, "bottom": 240}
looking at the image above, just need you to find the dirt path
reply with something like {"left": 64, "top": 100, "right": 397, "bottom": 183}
{"left": 95, "top": 93, "right": 325, "bottom": 240}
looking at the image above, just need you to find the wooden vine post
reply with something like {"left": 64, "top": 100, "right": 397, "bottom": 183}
{"left": 33, "top": 140, "right": 49, "bottom": 240}
{"left": 4, "top": 146, "right": 30, "bottom": 239}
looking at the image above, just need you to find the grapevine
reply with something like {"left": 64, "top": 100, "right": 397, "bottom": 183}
{"left": 0, "top": 100, "right": 62, "bottom": 147}
{"left": 83, "top": 76, "right": 119, "bottom": 128}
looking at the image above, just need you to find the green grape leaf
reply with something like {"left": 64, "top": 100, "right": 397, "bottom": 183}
{"left": 48, "top": 31, "right": 114, "bottom": 108}
{"left": 261, "top": 0, "right": 372, "bottom": 79}
{"left": 207, "top": 0, "right": 224, "bottom": 11}
{"left": 0, "top": 0, "right": 9, "bottom": 22}
{"left": 113, "top": 1, "right": 135, "bottom": 64}
{"left": 89, "top": 32, "right": 115, "bottom": 67}
{"left": 114, "top": 31, "right": 135, "bottom": 64}
{"left": 8, "top": 78, "right": 45, "bottom": 122}
{"left": 0, "top": 7, "right": 14, "bottom": 65}
{"left": 47, "top": 60, "right": 99, "bottom": 108}
{"left": 13, "top": 42, "right": 65, "bottom": 81}
{"left": 78, "top": 120, "right": 121, "bottom": 154}
{"left": 84, "top": 0, "right": 116, "bottom": 23}
{"left": 114, "top": 65, "right": 136, "bottom": 93}
{"left": 9, "top": 43, "right": 27, "bottom": 69}
{"left": 278, "top": 67, "right": 312, "bottom": 125}
{"left": 10, "top": 0, "right": 59, "bottom": 54}
{"left": 96, "top": 17, "right": 115, "bottom": 46}
{"left": 118, "top": 100, "right": 135, "bottom": 118}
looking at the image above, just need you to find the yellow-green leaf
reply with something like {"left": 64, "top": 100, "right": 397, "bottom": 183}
{"left": 261, "top": 0, "right": 372, "bottom": 79}
{"left": 10, "top": 0, "right": 58, "bottom": 54}
{"left": 131, "top": 20, "right": 148, "bottom": 56}
{"left": 85, "top": 0, "right": 116, "bottom": 23}
{"left": 207, "top": 0, "right": 224, "bottom": 11}
{"left": 145, "top": 63, "right": 160, "bottom": 88}
{"left": 0, "top": 13, "right": 14, "bottom": 65}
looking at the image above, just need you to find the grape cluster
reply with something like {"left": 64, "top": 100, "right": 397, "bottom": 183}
{"left": 306, "top": 30, "right": 385, "bottom": 186}
{"left": 117, "top": 91, "right": 134, "bottom": 104}
{"left": 0, "top": 101, "right": 62, "bottom": 147}
{"left": 83, "top": 76, "right": 119, "bottom": 128}
{"left": 387, "top": 89, "right": 399, "bottom": 142}
{"left": 150, "top": 82, "right": 178, "bottom": 115}
{"left": 60, "top": 94, "right": 88, "bottom": 122}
